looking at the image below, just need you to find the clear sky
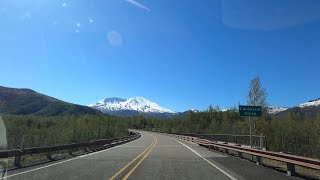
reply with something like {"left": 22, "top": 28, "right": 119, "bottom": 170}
{"left": 1, "top": 0, "right": 320, "bottom": 112}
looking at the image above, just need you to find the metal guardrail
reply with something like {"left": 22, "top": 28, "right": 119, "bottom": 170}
{"left": 174, "top": 133, "right": 266, "bottom": 149}
{"left": 171, "top": 134, "right": 320, "bottom": 177}
{"left": 0, "top": 131, "right": 141, "bottom": 167}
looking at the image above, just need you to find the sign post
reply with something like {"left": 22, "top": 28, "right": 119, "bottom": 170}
{"left": 239, "top": 105, "right": 262, "bottom": 148}
{"left": 249, "top": 116, "right": 252, "bottom": 148}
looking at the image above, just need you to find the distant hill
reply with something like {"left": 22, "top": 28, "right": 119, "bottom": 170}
{"left": 0, "top": 86, "right": 101, "bottom": 116}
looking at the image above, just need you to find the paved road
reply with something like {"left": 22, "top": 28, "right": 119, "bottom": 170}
{"left": 4, "top": 131, "right": 300, "bottom": 180}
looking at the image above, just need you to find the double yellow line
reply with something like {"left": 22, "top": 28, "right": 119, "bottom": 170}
{"left": 109, "top": 135, "right": 158, "bottom": 180}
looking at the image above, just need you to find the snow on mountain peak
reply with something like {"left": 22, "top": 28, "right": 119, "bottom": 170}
{"left": 298, "top": 98, "right": 320, "bottom": 108}
{"left": 98, "top": 97, "right": 126, "bottom": 104}
{"left": 89, "top": 96, "right": 177, "bottom": 114}
{"left": 127, "top": 97, "right": 148, "bottom": 105}
{"left": 267, "top": 106, "right": 288, "bottom": 115}
{"left": 188, "top": 109, "right": 200, "bottom": 112}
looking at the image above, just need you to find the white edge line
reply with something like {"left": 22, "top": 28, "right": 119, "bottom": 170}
{"left": 4, "top": 134, "right": 143, "bottom": 179}
{"left": 171, "top": 138, "right": 237, "bottom": 180}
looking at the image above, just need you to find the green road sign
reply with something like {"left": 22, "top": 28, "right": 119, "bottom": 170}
{"left": 239, "top": 105, "right": 262, "bottom": 117}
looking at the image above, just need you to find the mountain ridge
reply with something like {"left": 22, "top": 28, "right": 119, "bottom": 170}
{"left": 269, "top": 98, "right": 320, "bottom": 118}
{"left": 1, "top": 85, "right": 318, "bottom": 118}
{"left": 0, "top": 86, "right": 101, "bottom": 116}
{"left": 88, "top": 96, "right": 177, "bottom": 117}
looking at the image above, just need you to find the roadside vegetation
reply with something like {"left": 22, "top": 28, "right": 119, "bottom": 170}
{"left": 2, "top": 114, "right": 130, "bottom": 149}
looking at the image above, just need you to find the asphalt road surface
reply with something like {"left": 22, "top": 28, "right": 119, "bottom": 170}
{"left": 4, "top": 131, "right": 300, "bottom": 180}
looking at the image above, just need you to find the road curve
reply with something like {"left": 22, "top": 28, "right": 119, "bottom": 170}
{"left": 5, "top": 131, "right": 300, "bottom": 180}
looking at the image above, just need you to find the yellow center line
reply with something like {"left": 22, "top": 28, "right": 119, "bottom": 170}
{"left": 122, "top": 135, "right": 158, "bottom": 180}
{"left": 109, "top": 134, "right": 157, "bottom": 180}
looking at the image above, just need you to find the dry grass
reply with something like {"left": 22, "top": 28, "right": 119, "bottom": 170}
{"left": 263, "top": 158, "right": 320, "bottom": 179}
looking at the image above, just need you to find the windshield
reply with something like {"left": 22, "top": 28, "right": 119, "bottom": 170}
{"left": 1, "top": 0, "right": 320, "bottom": 180}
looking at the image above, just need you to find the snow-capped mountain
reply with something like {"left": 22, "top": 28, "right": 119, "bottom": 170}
{"left": 88, "top": 96, "right": 320, "bottom": 118}
{"left": 267, "top": 106, "right": 288, "bottom": 115}
{"left": 271, "top": 98, "right": 320, "bottom": 118}
{"left": 221, "top": 109, "right": 229, "bottom": 112}
{"left": 88, "top": 97, "right": 176, "bottom": 117}
{"left": 298, "top": 98, "right": 320, "bottom": 108}
{"left": 189, "top": 109, "right": 200, "bottom": 113}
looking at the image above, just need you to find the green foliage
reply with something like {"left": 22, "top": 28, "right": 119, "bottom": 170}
{"left": 2, "top": 114, "right": 130, "bottom": 149}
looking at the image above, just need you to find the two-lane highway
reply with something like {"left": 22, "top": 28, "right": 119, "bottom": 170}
{"left": 5, "top": 131, "right": 300, "bottom": 180}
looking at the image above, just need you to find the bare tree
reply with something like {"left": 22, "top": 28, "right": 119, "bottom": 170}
{"left": 247, "top": 77, "right": 268, "bottom": 146}
{"left": 247, "top": 76, "right": 268, "bottom": 108}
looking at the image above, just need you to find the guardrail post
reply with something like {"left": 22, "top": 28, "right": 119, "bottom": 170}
{"left": 68, "top": 148, "right": 73, "bottom": 155}
{"left": 84, "top": 143, "right": 91, "bottom": 152}
{"left": 256, "top": 156, "right": 262, "bottom": 165}
{"left": 237, "top": 152, "right": 242, "bottom": 158}
{"left": 260, "top": 133, "right": 264, "bottom": 150}
{"left": 14, "top": 135, "right": 27, "bottom": 168}
{"left": 287, "top": 163, "right": 296, "bottom": 176}
{"left": 224, "top": 148, "right": 229, "bottom": 154}
{"left": 14, "top": 150, "right": 22, "bottom": 167}
{"left": 46, "top": 150, "right": 54, "bottom": 161}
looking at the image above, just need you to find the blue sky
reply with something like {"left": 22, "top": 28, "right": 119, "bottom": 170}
{"left": 1, "top": 0, "right": 320, "bottom": 112}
